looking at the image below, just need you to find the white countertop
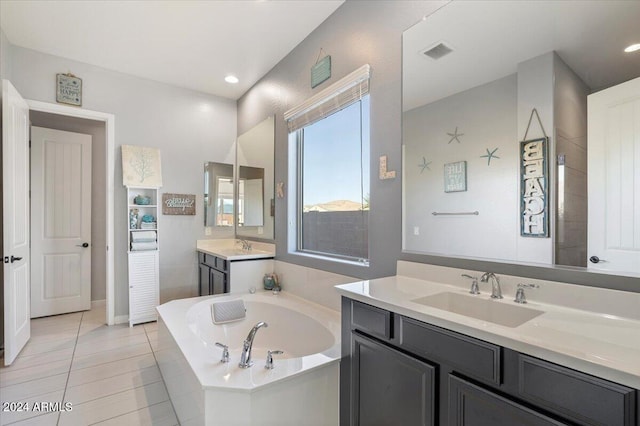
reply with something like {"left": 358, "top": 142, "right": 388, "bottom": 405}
{"left": 336, "top": 276, "right": 640, "bottom": 388}
{"left": 196, "top": 239, "right": 275, "bottom": 261}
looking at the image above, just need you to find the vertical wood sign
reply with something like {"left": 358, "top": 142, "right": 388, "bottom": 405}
{"left": 520, "top": 137, "right": 549, "bottom": 237}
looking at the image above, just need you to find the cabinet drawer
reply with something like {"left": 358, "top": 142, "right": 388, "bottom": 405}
{"left": 351, "top": 300, "right": 393, "bottom": 340}
{"left": 198, "top": 252, "right": 215, "bottom": 268}
{"left": 400, "top": 316, "right": 501, "bottom": 385}
{"left": 214, "top": 256, "right": 228, "bottom": 272}
{"left": 198, "top": 252, "right": 227, "bottom": 271}
{"left": 518, "top": 355, "right": 636, "bottom": 426}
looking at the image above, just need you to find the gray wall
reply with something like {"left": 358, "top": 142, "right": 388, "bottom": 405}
{"left": 0, "top": 29, "right": 11, "bottom": 81}
{"left": 29, "top": 111, "right": 108, "bottom": 301}
{"left": 238, "top": 1, "right": 639, "bottom": 293}
{"left": 238, "top": 0, "right": 446, "bottom": 280}
{"left": 554, "top": 57, "right": 589, "bottom": 268}
{"left": 8, "top": 46, "right": 237, "bottom": 316}
{"left": 403, "top": 74, "right": 518, "bottom": 260}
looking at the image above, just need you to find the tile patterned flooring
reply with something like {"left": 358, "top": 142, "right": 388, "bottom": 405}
{"left": 0, "top": 307, "right": 178, "bottom": 425}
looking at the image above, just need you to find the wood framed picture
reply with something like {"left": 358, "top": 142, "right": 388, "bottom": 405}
{"left": 162, "top": 193, "right": 196, "bottom": 215}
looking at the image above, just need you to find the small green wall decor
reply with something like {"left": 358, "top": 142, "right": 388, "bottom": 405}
{"left": 447, "top": 127, "right": 464, "bottom": 144}
{"left": 481, "top": 147, "right": 500, "bottom": 165}
{"left": 418, "top": 156, "right": 432, "bottom": 173}
{"left": 444, "top": 161, "right": 467, "bottom": 192}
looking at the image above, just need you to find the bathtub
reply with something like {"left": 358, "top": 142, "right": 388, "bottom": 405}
{"left": 155, "top": 291, "right": 341, "bottom": 426}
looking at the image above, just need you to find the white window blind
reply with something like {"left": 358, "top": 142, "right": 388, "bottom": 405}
{"left": 284, "top": 64, "right": 370, "bottom": 133}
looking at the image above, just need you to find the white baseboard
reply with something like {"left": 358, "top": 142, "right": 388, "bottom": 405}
{"left": 91, "top": 299, "right": 106, "bottom": 309}
{"left": 114, "top": 315, "right": 129, "bottom": 325}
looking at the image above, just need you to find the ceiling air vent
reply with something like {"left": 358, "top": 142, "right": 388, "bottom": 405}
{"left": 422, "top": 42, "right": 453, "bottom": 60}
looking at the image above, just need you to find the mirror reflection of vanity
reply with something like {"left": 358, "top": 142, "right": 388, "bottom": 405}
{"left": 402, "top": 1, "right": 640, "bottom": 277}
{"left": 236, "top": 115, "right": 275, "bottom": 240}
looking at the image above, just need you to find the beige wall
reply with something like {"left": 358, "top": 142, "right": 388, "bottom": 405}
{"left": 8, "top": 45, "right": 237, "bottom": 317}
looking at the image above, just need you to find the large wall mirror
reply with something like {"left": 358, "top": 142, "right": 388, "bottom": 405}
{"left": 204, "top": 162, "right": 234, "bottom": 227}
{"left": 236, "top": 115, "right": 275, "bottom": 240}
{"left": 402, "top": 1, "right": 640, "bottom": 277}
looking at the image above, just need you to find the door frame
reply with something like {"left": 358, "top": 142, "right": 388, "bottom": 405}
{"left": 26, "top": 100, "right": 116, "bottom": 325}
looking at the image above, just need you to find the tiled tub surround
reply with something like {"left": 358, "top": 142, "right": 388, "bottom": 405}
{"left": 336, "top": 261, "right": 640, "bottom": 389}
{"left": 156, "top": 291, "right": 341, "bottom": 426}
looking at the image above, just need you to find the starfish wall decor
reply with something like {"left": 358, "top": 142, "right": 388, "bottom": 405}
{"left": 447, "top": 127, "right": 464, "bottom": 144}
{"left": 480, "top": 147, "right": 500, "bottom": 165}
{"left": 418, "top": 156, "right": 432, "bottom": 173}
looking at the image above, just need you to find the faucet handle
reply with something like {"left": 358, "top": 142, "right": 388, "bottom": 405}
{"left": 265, "top": 350, "right": 284, "bottom": 369}
{"left": 215, "top": 342, "right": 230, "bottom": 363}
{"left": 461, "top": 274, "right": 480, "bottom": 295}
{"left": 515, "top": 283, "right": 539, "bottom": 304}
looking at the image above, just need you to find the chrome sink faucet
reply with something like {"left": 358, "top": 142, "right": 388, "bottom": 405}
{"left": 237, "top": 239, "right": 252, "bottom": 251}
{"left": 239, "top": 321, "right": 268, "bottom": 368}
{"left": 480, "top": 272, "right": 503, "bottom": 299}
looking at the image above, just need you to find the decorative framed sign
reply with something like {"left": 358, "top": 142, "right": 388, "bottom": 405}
{"left": 56, "top": 73, "right": 82, "bottom": 106}
{"left": 444, "top": 161, "right": 467, "bottom": 192}
{"left": 122, "top": 145, "right": 163, "bottom": 187}
{"left": 520, "top": 137, "right": 549, "bottom": 237}
{"left": 162, "top": 193, "right": 196, "bottom": 215}
{"left": 311, "top": 55, "right": 331, "bottom": 88}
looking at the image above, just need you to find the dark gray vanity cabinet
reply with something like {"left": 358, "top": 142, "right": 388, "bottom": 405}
{"left": 198, "top": 252, "right": 228, "bottom": 296}
{"left": 341, "top": 297, "right": 638, "bottom": 426}
{"left": 352, "top": 332, "right": 435, "bottom": 426}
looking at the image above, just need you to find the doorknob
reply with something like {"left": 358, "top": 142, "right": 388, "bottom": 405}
{"left": 10, "top": 256, "right": 23, "bottom": 263}
{"left": 76, "top": 243, "right": 90, "bottom": 248}
{"left": 589, "top": 256, "right": 606, "bottom": 264}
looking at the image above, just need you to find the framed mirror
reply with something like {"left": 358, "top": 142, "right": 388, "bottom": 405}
{"left": 402, "top": 1, "right": 640, "bottom": 277}
{"left": 236, "top": 115, "right": 275, "bottom": 240}
{"left": 204, "top": 162, "right": 234, "bottom": 227}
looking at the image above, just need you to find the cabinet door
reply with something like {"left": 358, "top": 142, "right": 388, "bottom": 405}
{"left": 199, "top": 264, "right": 210, "bottom": 296}
{"left": 210, "top": 268, "right": 226, "bottom": 294}
{"left": 128, "top": 251, "right": 159, "bottom": 326}
{"left": 449, "top": 375, "right": 566, "bottom": 426}
{"left": 351, "top": 333, "right": 435, "bottom": 426}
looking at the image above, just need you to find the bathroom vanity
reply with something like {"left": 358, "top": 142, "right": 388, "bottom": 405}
{"left": 336, "top": 264, "right": 640, "bottom": 426}
{"left": 196, "top": 239, "right": 275, "bottom": 295}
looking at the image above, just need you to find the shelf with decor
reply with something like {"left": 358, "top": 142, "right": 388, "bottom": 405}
{"left": 126, "top": 186, "right": 160, "bottom": 327}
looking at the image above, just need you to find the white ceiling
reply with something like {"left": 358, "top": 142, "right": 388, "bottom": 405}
{"left": 403, "top": 1, "right": 640, "bottom": 111}
{"left": 0, "top": 0, "right": 344, "bottom": 100}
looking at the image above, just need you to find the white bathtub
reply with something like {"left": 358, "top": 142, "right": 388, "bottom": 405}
{"left": 155, "top": 291, "right": 341, "bottom": 426}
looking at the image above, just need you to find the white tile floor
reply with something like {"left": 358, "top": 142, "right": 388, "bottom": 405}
{"left": 0, "top": 307, "right": 178, "bottom": 426}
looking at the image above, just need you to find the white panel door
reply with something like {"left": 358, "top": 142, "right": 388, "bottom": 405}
{"left": 588, "top": 76, "right": 640, "bottom": 275}
{"left": 31, "top": 126, "right": 92, "bottom": 317}
{"left": 2, "top": 80, "right": 31, "bottom": 365}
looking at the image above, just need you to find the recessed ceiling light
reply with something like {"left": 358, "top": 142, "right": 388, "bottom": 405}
{"left": 225, "top": 75, "right": 239, "bottom": 84}
{"left": 624, "top": 43, "right": 640, "bottom": 53}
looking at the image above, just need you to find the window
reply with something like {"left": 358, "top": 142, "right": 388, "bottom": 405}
{"left": 285, "top": 65, "right": 370, "bottom": 263}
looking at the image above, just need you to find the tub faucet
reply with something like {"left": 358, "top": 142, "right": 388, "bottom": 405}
{"left": 480, "top": 272, "right": 503, "bottom": 299}
{"left": 239, "top": 321, "right": 268, "bottom": 368}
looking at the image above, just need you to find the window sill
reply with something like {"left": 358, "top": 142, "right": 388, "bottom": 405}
{"left": 289, "top": 250, "right": 370, "bottom": 268}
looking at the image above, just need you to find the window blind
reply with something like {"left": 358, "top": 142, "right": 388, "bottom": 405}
{"left": 284, "top": 64, "right": 370, "bottom": 133}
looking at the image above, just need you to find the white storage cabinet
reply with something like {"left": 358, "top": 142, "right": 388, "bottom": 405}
{"left": 127, "top": 186, "right": 160, "bottom": 326}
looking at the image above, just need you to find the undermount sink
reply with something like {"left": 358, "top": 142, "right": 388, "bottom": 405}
{"left": 411, "top": 292, "right": 544, "bottom": 328}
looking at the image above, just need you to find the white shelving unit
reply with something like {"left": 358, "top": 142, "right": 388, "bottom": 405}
{"left": 127, "top": 186, "right": 160, "bottom": 326}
